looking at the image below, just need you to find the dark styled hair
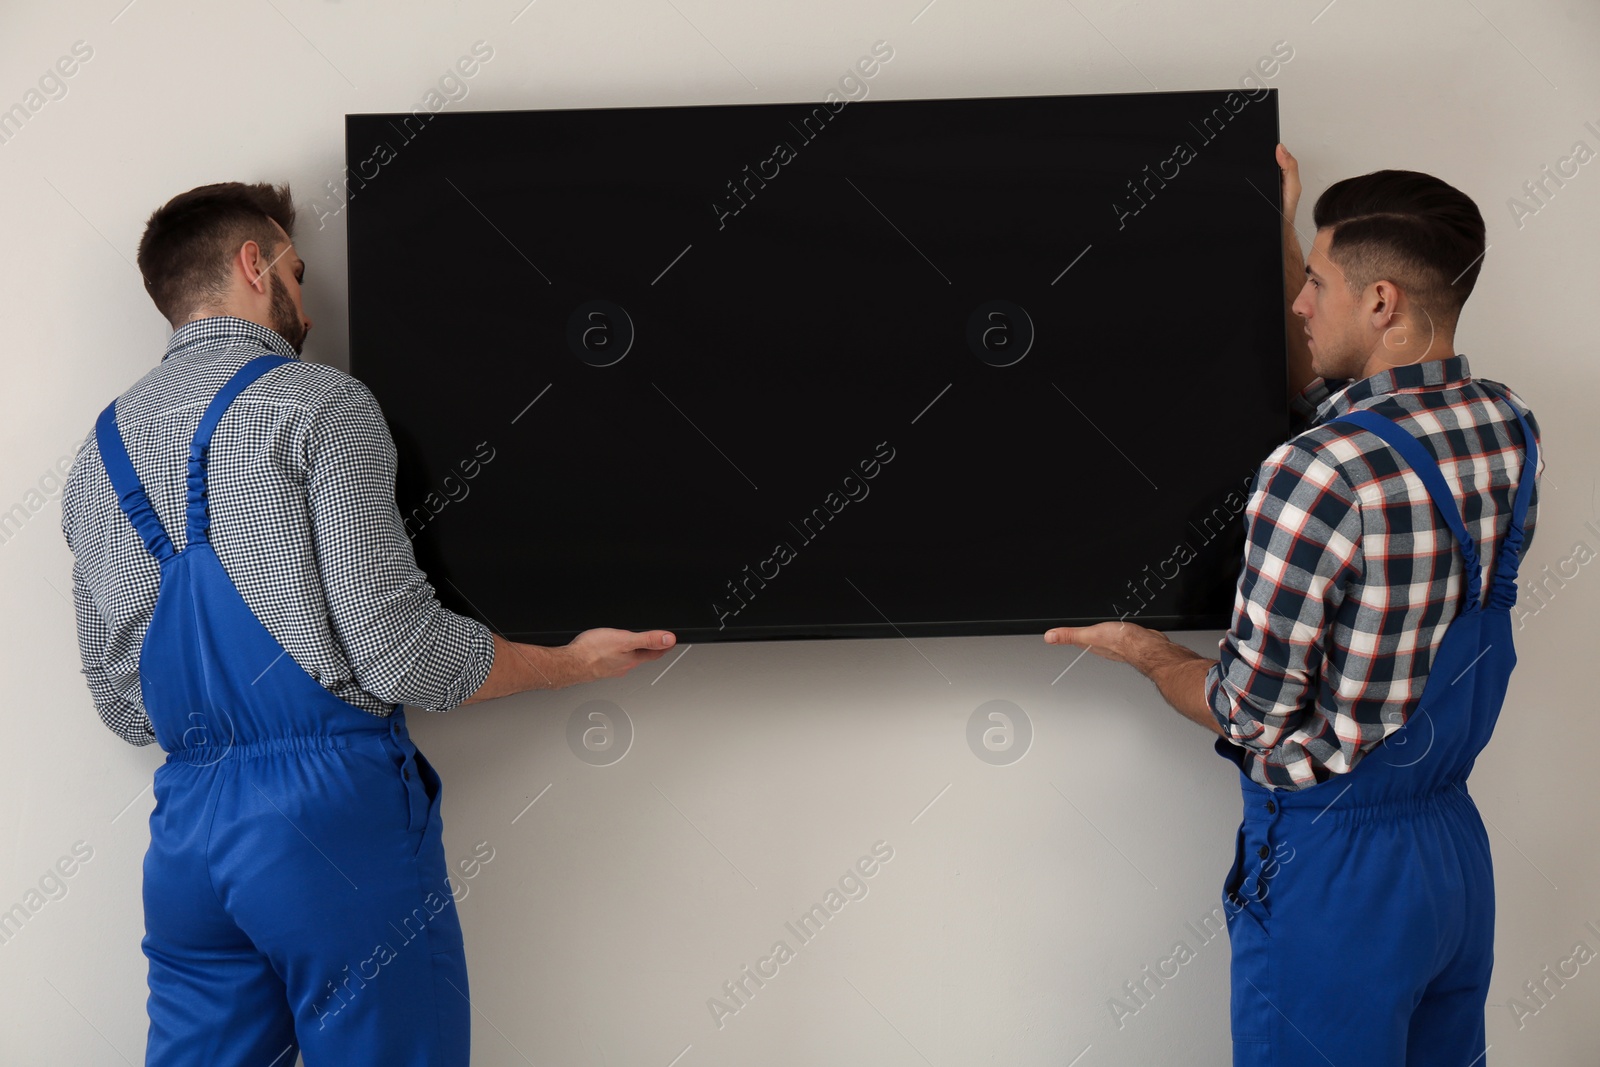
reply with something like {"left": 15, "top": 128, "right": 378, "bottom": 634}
{"left": 1312, "top": 170, "right": 1486, "bottom": 332}
{"left": 135, "top": 182, "right": 296, "bottom": 326}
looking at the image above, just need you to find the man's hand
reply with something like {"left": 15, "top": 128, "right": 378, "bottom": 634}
{"left": 462, "top": 627, "right": 676, "bottom": 704}
{"left": 1044, "top": 621, "right": 1147, "bottom": 664}
{"left": 565, "top": 627, "right": 676, "bottom": 681}
{"left": 1278, "top": 142, "right": 1301, "bottom": 227}
{"left": 1044, "top": 622, "right": 1224, "bottom": 737}
{"left": 1277, "top": 142, "right": 1315, "bottom": 401}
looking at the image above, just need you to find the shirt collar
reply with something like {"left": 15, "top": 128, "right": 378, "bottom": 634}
{"left": 1312, "top": 353, "right": 1473, "bottom": 425}
{"left": 162, "top": 315, "right": 302, "bottom": 363}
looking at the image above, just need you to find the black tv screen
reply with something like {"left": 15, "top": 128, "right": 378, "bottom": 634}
{"left": 346, "top": 87, "right": 1286, "bottom": 643}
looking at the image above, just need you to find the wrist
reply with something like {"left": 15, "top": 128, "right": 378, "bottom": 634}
{"left": 552, "top": 642, "right": 590, "bottom": 688}
{"left": 1126, "top": 627, "right": 1174, "bottom": 674}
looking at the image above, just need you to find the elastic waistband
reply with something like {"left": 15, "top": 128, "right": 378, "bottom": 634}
{"left": 164, "top": 719, "right": 404, "bottom": 764}
{"left": 1251, "top": 777, "right": 1474, "bottom": 825}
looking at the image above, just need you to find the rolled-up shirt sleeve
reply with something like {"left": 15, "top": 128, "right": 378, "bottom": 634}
{"left": 1289, "top": 376, "right": 1343, "bottom": 433}
{"left": 304, "top": 379, "right": 495, "bottom": 711}
{"left": 1205, "top": 438, "right": 1364, "bottom": 788}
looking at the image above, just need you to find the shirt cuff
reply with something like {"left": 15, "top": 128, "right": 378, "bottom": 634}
{"left": 1205, "top": 660, "right": 1240, "bottom": 740}
{"left": 1289, "top": 377, "right": 1333, "bottom": 431}
{"left": 446, "top": 619, "right": 497, "bottom": 709}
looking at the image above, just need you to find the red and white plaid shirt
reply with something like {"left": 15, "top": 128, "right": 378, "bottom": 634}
{"left": 1205, "top": 354, "right": 1543, "bottom": 789}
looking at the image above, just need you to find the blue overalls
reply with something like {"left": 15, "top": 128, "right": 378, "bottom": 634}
{"left": 96, "top": 355, "right": 471, "bottom": 1066}
{"left": 1216, "top": 393, "right": 1537, "bottom": 1066}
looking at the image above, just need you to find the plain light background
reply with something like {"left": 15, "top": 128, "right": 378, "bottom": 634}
{"left": 2, "top": 1, "right": 1597, "bottom": 1064}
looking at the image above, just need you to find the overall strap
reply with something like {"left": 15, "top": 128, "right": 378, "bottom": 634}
{"left": 184, "top": 354, "right": 292, "bottom": 548}
{"left": 1334, "top": 407, "right": 1484, "bottom": 613}
{"left": 1477, "top": 385, "right": 1539, "bottom": 609}
{"left": 96, "top": 401, "right": 176, "bottom": 563}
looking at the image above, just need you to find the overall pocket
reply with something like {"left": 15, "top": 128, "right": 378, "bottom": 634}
{"left": 408, "top": 747, "right": 443, "bottom": 857}
{"left": 380, "top": 733, "right": 436, "bottom": 840}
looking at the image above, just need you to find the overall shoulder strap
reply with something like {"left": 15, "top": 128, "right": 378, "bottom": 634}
{"left": 95, "top": 400, "right": 176, "bottom": 563}
{"left": 184, "top": 354, "right": 293, "bottom": 548}
{"left": 1332, "top": 406, "right": 1484, "bottom": 613}
{"left": 1476, "top": 384, "right": 1539, "bottom": 609}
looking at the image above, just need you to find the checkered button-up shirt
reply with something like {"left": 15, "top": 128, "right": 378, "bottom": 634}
{"left": 1205, "top": 354, "right": 1543, "bottom": 789}
{"left": 62, "top": 316, "right": 496, "bottom": 746}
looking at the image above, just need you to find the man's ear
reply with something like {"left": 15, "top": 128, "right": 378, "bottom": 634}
{"left": 1367, "top": 281, "right": 1399, "bottom": 327}
{"left": 241, "top": 240, "right": 269, "bottom": 294}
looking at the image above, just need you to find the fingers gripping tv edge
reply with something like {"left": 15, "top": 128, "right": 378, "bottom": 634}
{"left": 345, "top": 86, "right": 1288, "bottom": 643}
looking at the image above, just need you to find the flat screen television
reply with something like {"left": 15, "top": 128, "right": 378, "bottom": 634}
{"left": 346, "top": 87, "right": 1287, "bottom": 643}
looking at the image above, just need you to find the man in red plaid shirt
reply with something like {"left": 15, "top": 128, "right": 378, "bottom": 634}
{"left": 1048, "top": 145, "right": 1542, "bottom": 1066}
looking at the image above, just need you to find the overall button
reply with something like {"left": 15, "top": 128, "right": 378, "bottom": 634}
{"left": 1265, "top": 800, "right": 1276, "bottom": 814}
{"left": 1257, "top": 844, "right": 1271, "bottom": 860}
{"left": 404, "top": 766, "right": 412, "bottom": 780}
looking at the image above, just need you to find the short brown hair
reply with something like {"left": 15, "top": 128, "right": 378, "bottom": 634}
{"left": 1312, "top": 170, "right": 1486, "bottom": 332}
{"left": 136, "top": 182, "right": 296, "bottom": 326}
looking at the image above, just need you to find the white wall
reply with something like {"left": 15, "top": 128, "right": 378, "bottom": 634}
{"left": 3, "top": 1, "right": 1597, "bottom": 1064}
